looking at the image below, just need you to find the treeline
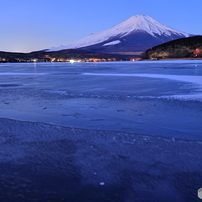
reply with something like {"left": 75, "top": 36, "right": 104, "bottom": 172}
{"left": 140, "top": 36, "right": 202, "bottom": 59}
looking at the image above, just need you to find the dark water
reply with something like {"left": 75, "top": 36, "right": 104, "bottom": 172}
{"left": 0, "top": 61, "right": 202, "bottom": 201}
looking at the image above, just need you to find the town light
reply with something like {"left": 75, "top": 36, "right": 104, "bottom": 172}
{"left": 69, "top": 59, "right": 75, "bottom": 63}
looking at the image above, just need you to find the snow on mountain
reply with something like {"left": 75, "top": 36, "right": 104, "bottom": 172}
{"left": 103, "top": 40, "right": 121, "bottom": 46}
{"left": 47, "top": 15, "right": 192, "bottom": 53}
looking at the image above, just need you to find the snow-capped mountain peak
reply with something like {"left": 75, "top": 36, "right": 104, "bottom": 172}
{"left": 47, "top": 15, "right": 192, "bottom": 52}
{"left": 117, "top": 15, "right": 190, "bottom": 37}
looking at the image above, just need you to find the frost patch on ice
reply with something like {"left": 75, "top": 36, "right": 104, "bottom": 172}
{"left": 161, "top": 94, "right": 202, "bottom": 102}
{"left": 41, "top": 89, "right": 202, "bottom": 102}
{"left": 43, "top": 90, "right": 67, "bottom": 95}
{"left": 136, "top": 94, "right": 202, "bottom": 102}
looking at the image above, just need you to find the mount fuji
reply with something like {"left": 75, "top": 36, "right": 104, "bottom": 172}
{"left": 47, "top": 15, "right": 193, "bottom": 55}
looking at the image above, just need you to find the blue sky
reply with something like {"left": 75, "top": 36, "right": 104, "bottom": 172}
{"left": 1, "top": 0, "right": 201, "bottom": 52}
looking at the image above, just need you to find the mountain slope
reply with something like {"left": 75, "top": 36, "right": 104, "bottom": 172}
{"left": 47, "top": 15, "right": 193, "bottom": 55}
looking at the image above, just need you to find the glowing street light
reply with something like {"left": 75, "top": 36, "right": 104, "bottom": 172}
{"left": 69, "top": 59, "right": 75, "bottom": 63}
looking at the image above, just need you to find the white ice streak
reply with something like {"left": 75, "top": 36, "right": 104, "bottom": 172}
{"left": 0, "top": 72, "right": 47, "bottom": 75}
{"left": 47, "top": 15, "right": 190, "bottom": 51}
{"left": 82, "top": 73, "right": 202, "bottom": 86}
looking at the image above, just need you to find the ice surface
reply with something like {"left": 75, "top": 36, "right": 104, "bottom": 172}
{"left": 0, "top": 61, "right": 202, "bottom": 201}
{"left": 0, "top": 61, "right": 201, "bottom": 138}
{"left": 0, "top": 118, "right": 202, "bottom": 201}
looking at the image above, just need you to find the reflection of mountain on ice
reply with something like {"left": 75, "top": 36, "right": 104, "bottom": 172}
{"left": 47, "top": 15, "right": 192, "bottom": 53}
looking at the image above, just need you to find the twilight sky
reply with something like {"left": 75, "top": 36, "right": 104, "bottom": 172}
{"left": 1, "top": 0, "right": 201, "bottom": 53}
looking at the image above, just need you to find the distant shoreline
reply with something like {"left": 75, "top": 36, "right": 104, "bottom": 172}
{"left": 141, "top": 57, "right": 202, "bottom": 61}
{"left": 0, "top": 57, "right": 202, "bottom": 63}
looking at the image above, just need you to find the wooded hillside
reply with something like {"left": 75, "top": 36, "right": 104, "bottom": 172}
{"left": 140, "top": 36, "right": 202, "bottom": 59}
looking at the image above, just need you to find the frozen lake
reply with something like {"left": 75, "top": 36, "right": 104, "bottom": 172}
{"left": 0, "top": 61, "right": 202, "bottom": 201}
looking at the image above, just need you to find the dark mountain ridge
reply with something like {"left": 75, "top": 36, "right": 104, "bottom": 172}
{"left": 140, "top": 35, "right": 202, "bottom": 59}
